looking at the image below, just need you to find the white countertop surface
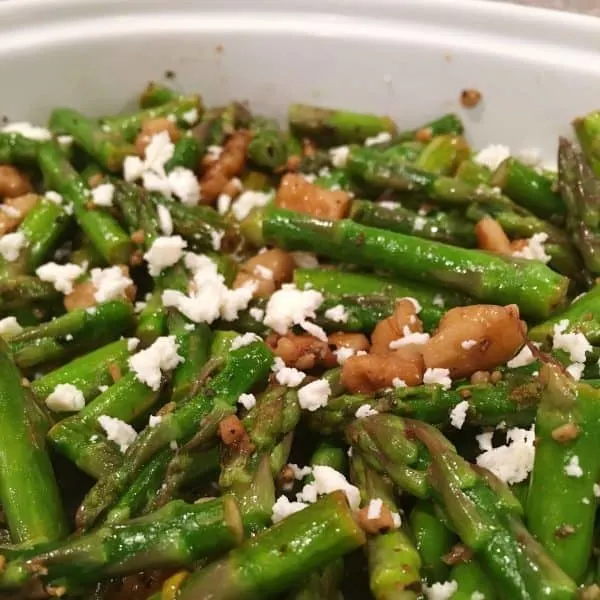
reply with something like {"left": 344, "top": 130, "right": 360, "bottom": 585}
{"left": 501, "top": 0, "right": 600, "bottom": 15}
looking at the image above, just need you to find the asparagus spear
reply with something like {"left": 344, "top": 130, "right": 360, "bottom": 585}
{"left": 527, "top": 364, "right": 600, "bottom": 582}
{"left": 449, "top": 560, "right": 497, "bottom": 599}
{"left": 395, "top": 113, "right": 464, "bottom": 143}
{"left": 573, "top": 110, "right": 600, "bottom": 178}
{"left": 0, "top": 275, "right": 58, "bottom": 311}
{"left": 165, "top": 135, "right": 201, "bottom": 172}
{"left": 38, "top": 141, "right": 132, "bottom": 264}
{"left": 247, "top": 116, "right": 289, "bottom": 170}
{"left": 264, "top": 208, "right": 568, "bottom": 318}
{"left": 0, "top": 497, "right": 243, "bottom": 590}
{"left": 173, "top": 492, "right": 366, "bottom": 600}
{"left": 139, "top": 82, "right": 179, "bottom": 109}
{"left": 0, "top": 132, "right": 40, "bottom": 165}
{"left": 455, "top": 159, "right": 492, "bottom": 186}
{"left": 288, "top": 103, "right": 397, "bottom": 146}
{"left": 48, "top": 108, "right": 136, "bottom": 172}
{"left": 414, "top": 134, "right": 470, "bottom": 175}
{"left": 0, "top": 340, "right": 67, "bottom": 545}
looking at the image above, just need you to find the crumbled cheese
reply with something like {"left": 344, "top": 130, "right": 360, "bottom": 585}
{"left": 98, "top": 385, "right": 109, "bottom": 393}
{"left": 461, "top": 339, "right": 477, "bottom": 350}
{"left": 364, "top": 131, "right": 392, "bottom": 146}
{"left": 272, "top": 495, "right": 308, "bottom": 523}
{"left": 35, "top": 262, "right": 84, "bottom": 294}
{"left": 249, "top": 307, "right": 265, "bottom": 322}
{"left": 356, "top": 404, "right": 378, "bottom": 418}
{"left": 476, "top": 425, "right": 535, "bottom": 484}
{"left": 144, "top": 235, "right": 187, "bottom": 276}
{"left": 238, "top": 393, "right": 256, "bottom": 410}
{"left": 44, "top": 191, "right": 63, "bottom": 205}
{"left": 98, "top": 416, "right": 137, "bottom": 453}
{"left": 65, "top": 333, "right": 73, "bottom": 341}
{"left": 517, "top": 148, "right": 541, "bottom": 167}
{"left": 128, "top": 335, "right": 183, "bottom": 391}
{"left": 583, "top": 497, "right": 591, "bottom": 505}
{"left": 264, "top": 284, "right": 324, "bottom": 337}
{"left": 297, "top": 465, "right": 360, "bottom": 510}
{"left": 184, "top": 323, "right": 195, "bottom": 331}
{"left": 144, "top": 131, "right": 175, "bottom": 176}
{"left": 389, "top": 326, "right": 430, "bottom": 349}
{"left": 507, "top": 344, "right": 536, "bottom": 368}
{"left": 135, "top": 301, "right": 147, "bottom": 313}
{"left": 0, "top": 205, "right": 21, "bottom": 218}
{"left": 0, "top": 232, "right": 25, "bottom": 261}
{"left": 433, "top": 293, "right": 445, "bottom": 308}
{"left": 148, "top": 415, "right": 162, "bottom": 427}
{"left": 324, "top": 304, "right": 349, "bottom": 323}
{"left": 289, "top": 464, "right": 313, "bottom": 480}
{"left": 91, "top": 266, "right": 133, "bottom": 303}
{"left": 91, "top": 183, "right": 115, "bottom": 207}
{"left": 423, "top": 368, "right": 452, "bottom": 390}
{"left": 474, "top": 144, "right": 511, "bottom": 170}
{"left": 423, "top": 580, "right": 458, "bottom": 600}
{"left": 565, "top": 455, "right": 584, "bottom": 478}
{"left": 45, "top": 383, "right": 85, "bottom": 412}
{"left": 512, "top": 232, "right": 551, "bottom": 264}
{"left": 231, "top": 190, "right": 272, "bottom": 221}
{"left": 162, "top": 253, "right": 255, "bottom": 323}
{"left": 127, "top": 338, "right": 140, "bottom": 352}
{"left": 273, "top": 357, "right": 306, "bottom": 387}
{"left": 450, "top": 400, "right": 469, "bottom": 429}
{"left": 182, "top": 108, "right": 199, "bottom": 125}
{"left": 367, "top": 498, "right": 383, "bottom": 519}
{"left": 401, "top": 297, "right": 422, "bottom": 313}
{"left": 170, "top": 440, "right": 178, "bottom": 450}
{"left": 392, "top": 377, "right": 407, "bottom": 388}
{"left": 334, "top": 346, "right": 356, "bottom": 365}
{"left": 298, "top": 378, "right": 331, "bottom": 411}
{"left": 291, "top": 252, "right": 319, "bottom": 270}
{"left": 217, "top": 193, "right": 232, "bottom": 215}
{"left": 413, "top": 216, "right": 427, "bottom": 231}
{"left": 329, "top": 146, "right": 350, "bottom": 168}
{"left": 552, "top": 320, "right": 592, "bottom": 363}
{"left": 1, "top": 122, "right": 52, "bottom": 141}
{"left": 57, "top": 135, "right": 73, "bottom": 146}
{"left": 167, "top": 168, "right": 201, "bottom": 206}
{"left": 230, "top": 332, "right": 261, "bottom": 351}
{"left": 207, "top": 145, "right": 223, "bottom": 160}
{"left": 300, "top": 320, "right": 328, "bottom": 342}
{"left": 566, "top": 362, "right": 585, "bottom": 381}
{"left": 157, "top": 204, "right": 173, "bottom": 236}
{"left": 0, "top": 316, "right": 22, "bottom": 339}
{"left": 593, "top": 483, "right": 600, "bottom": 497}
{"left": 254, "top": 264, "right": 273, "bottom": 280}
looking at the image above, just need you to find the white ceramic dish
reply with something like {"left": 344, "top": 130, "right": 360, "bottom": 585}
{"left": 0, "top": 0, "right": 600, "bottom": 164}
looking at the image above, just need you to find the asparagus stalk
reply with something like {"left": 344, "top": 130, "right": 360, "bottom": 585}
{"left": 174, "top": 492, "right": 366, "bottom": 600}
{"left": 414, "top": 134, "right": 470, "bottom": 175}
{"left": 0, "top": 275, "right": 58, "bottom": 311}
{"left": 165, "top": 135, "right": 201, "bottom": 172}
{"left": 0, "top": 340, "right": 67, "bottom": 545}
{"left": 395, "top": 113, "right": 464, "bottom": 143}
{"left": 0, "top": 132, "right": 40, "bottom": 165}
{"left": 264, "top": 208, "right": 568, "bottom": 318}
{"left": 139, "top": 82, "right": 179, "bottom": 109}
{"left": 573, "top": 110, "right": 600, "bottom": 179}
{"left": 449, "top": 560, "right": 497, "bottom": 599}
{"left": 247, "top": 116, "right": 289, "bottom": 170}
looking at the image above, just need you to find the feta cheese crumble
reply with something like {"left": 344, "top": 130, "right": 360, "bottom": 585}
{"left": 422, "top": 580, "right": 459, "bottom": 600}
{"left": 392, "top": 377, "right": 407, "bottom": 388}
{"left": 157, "top": 204, "right": 173, "bottom": 235}
{"left": 238, "top": 393, "right": 257, "bottom": 410}
{"left": 1, "top": 122, "right": 52, "bottom": 141}
{"left": 297, "top": 378, "right": 331, "bottom": 411}
{"left": 389, "top": 326, "right": 430, "bottom": 349}
{"left": 271, "top": 495, "right": 308, "bottom": 524}
{"left": 355, "top": 404, "right": 379, "bottom": 418}
{"left": 90, "top": 183, "right": 115, "bottom": 207}
{"left": 565, "top": 455, "right": 584, "bottom": 478}
{"left": 296, "top": 465, "right": 360, "bottom": 510}
{"left": 128, "top": 335, "right": 183, "bottom": 391}
{"left": 91, "top": 266, "right": 133, "bottom": 303}
{"left": 231, "top": 190, "right": 272, "bottom": 221}
{"left": 36, "top": 262, "right": 85, "bottom": 294}
{"left": 461, "top": 339, "right": 477, "bottom": 350}
{"left": 367, "top": 498, "right": 383, "bottom": 520}
{"left": 552, "top": 319, "right": 592, "bottom": 363}
{"left": 249, "top": 307, "right": 265, "bottom": 322}
{"left": 167, "top": 167, "right": 202, "bottom": 206}
{"left": 0, "top": 316, "right": 22, "bottom": 339}
{"left": 507, "top": 344, "right": 537, "bottom": 368}
{"left": 432, "top": 293, "right": 445, "bottom": 308}
{"left": 182, "top": 108, "right": 199, "bottom": 124}
{"left": 423, "top": 368, "right": 452, "bottom": 390}
{"left": 0, "top": 232, "right": 26, "bottom": 261}
{"left": 144, "top": 235, "right": 187, "bottom": 276}
{"left": 97, "top": 416, "right": 137, "bottom": 453}
{"left": 291, "top": 252, "right": 319, "bottom": 269}
{"left": 474, "top": 144, "right": 511, "bottom": 170}
{"left": 329, "top": 146, "right": 350, "bottom": 168}
{"left": 230, "top": 332, "right": 261, "bottom": 351}
{"left": 512, "top": 232, "right": 551, "bottom": 264}
{"left": 148, "top": 415, "right": 162, "bottom": 427}
{"left": 324, "top": 304, "right": 349, "bottom": 323}
{"left": 364, "top": 131, "right": 392, "bottom": 146}
{"left": 45, "top": 383, "right": 85, "bottom": 412}
{"left": 127, "top": 338, "right": 140, "bottom": 352}
{"left": 450, "top": 400, "right": 469, "bottom": 429}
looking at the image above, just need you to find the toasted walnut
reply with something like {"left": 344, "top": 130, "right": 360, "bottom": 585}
{"left": 276, "top": 173, "right": 351, "bottom": 220}
{"left": 551, "top": 423, "right": 580, "bottom": 443}
{"left": 475, "top": 217, "right": 512, "bottom": 255}
{"left": 218, "top": 415, "right": 254, "bottom": 453}
{"left": 341, "top": 346, "right": 425, "bottom": 394}
{"left": 0, "top": 165, "right": 32, "bottom": 199}
{"left": 0, "top": 193, "right": 39, "bottom": 235}
{"left": 328, "top": 332, "right": 371, "bottom": 353}
{"left": 421, "top": 304, "right": 526, "bottom": 379}
{"left": 267, "top": 332, "right": 336, "bottom": 370}
{"left": 200, "top": 130, "right": 252, "bottom": 204}
{"left": 371, "top": 299, "right": 423, "bottom": 354}
{"left": 460, "top": 89, "right": 482, "bottom": 108}
{"left": 356, "top": 502, "right": 397, "bottom": 535}
{"left": 233, "top": 248, "right": 295, "bottom": 298}
{"left": 135, "top": 117, "right": 182, "bottom": 156}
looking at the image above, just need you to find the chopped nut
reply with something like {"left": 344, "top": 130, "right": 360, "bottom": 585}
{"left": 551, "top": 423, "right": 580, "bottom": 443}
{"left": 442, "top": 543, "right": 474, "bottom": 565}
{"left": 108, "top": 363, "right": 122, "bottom": 383}
{"left": 356, "top": 503, "right": 396, "bottom": 535}
{"left": 470, "top": 370, "right": 490, "bottom": 385}
{"left": 415, "top": 127, "right": 433, "bottom": 143}
{"left": 371, "top": 299, "right": 423, "bottom": 354}
{"left": 475, "top": 217, "right": 512, "bottom": 255}
{"left": 218, "top": 414, "right": 254, "bottom": 453}
{"left": 267, "top": 332, "right": 336, "bottom": 370}
{"left": 131, "top": 229, "right": 146, "bottom": 245}
{"left": 460, "top": 88, "right": 482, "bottom": 108}
{"left": 555, "top": 524, "right": 575, "bottom": 538}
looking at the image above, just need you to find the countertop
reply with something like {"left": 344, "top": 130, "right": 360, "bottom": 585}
{"left": 502, "top": 0, "right": 600, "bottom": 16}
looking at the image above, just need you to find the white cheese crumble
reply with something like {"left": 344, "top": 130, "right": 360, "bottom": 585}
{"left": 182, "top": 108, "right": 199, "bottom": 125}
{"left": 167, "top": 167, "right": 201, "bottom": 206}
{"left": 476, "top": 426, "right": 535, "bottom": 484}
{"left": 324, "top": 304, "right": 349, "bottom": 323}
{"left": 98, "top": 385, "right": 109, "bottom": 393}
{"left": 264, "top": 284, "right": 324, "bottom": 338}
{"left": 0, "top": 316, "right": 22, "bottom": 339}
{"left": 296, "top": 465, "right": 361, "bottom": 510}
{"left": 249, "top": 307, "right": 265, "bottom": 322}
{"left": 217, "top": 193, "right": 232, "bottom": 215}
{"left": 364, "top": 131, "right": 392, "bottom": 146}
{"left": 253, "top": 264, "right": 273, "bottom": 280}
{"left": 97, "top": 415, "right": 137, "bottom": 453}
{"left": 461, "top": 339, "right": 477, "bottom": 350}
{"left": 162, "top": 253, "right": 255, "bottom": 323}
{"left": 389, "top": 327, "right": 430, "bottom": 349}
{"left": 565, "top": 455, "right": 584, "bottom": 478}
{"left": 127, "top": 338, "right": 140, "bottom": 352}
{"left": 449, "top": 400, "right": 469, "bottom": 429}
{"left": 474, "top": 144, "right": 511, "bottom": 171}
{"left": 231, "top": 190, "right": 272, "bottom": 221}
{"left": 329, "top": 146, "right": 350, "bottom": 168}
{"left": 355, "top": 404, "right": 379, "bottom": 418}
{"left": 422, "top": 580, "right": 458, "bottom": 600}
{"left": 392, "top": 377, "right": 408, "bottom": 388}
{"left": 300, "top": 320, "right": 328, "bottom": 342}
{"left": 238, "top": 393, "right": 256, "bottom": 410}
{"left": 0, "top": 232, "right": 26, "bottom": 261}
{"left": 593, "top": 483, "right": 600, "bottom": 497}
{"left": 552, "top": 319, "right": 592, "bottom": 363}
{"left": 413, "top": 216, "right": 427, "bottom": 231}
{"left": 230, "top": 332, "right": 261, "bottom": 351}
{"left": 128, "top": 335, "right": 183, "bottom": 391}
{"left": 507, "top": 344, "right": 536, "bottom": 368}
{"left": 1, "top": 122, "right": 52, "bottom": 141}
{"left": 91, "top": 183, "right": 115, "bottom": 207}
{"left": 0, "top": 205, "right": 21, "bottom": 218}
{"left": 367, "top": 498, "right": 383, "bottom": 519}
{"left": 45, "top": 383, "right": 85, "bottom": 412}
{"left": 157, "top": 204, "right": 173, "bottom": 236}
{"left": 148, "top": 415, "right": 162, "bottom": 427}
{"left": 402, "top": 297, "right": 422, "bottom": 313}
{"left": 432, "top": 294, "right": 445, "bottom": 308}
{"left": 292, "top": 252, "right": 319, "bottom": 269}
{"left": 271, "top": 495, "right": 308, "bottom": 524}
{"left": 274, "top": 363, "right": 306, "bottom": 387}
{"left": 297, "top": 378, "right": 331, "bottom": 411}
{"left": 423, "top": 368, "right": 452, "bottom": 390}
{"left": 289, "top": 464, "right": 313, "bottom": 480}
{"left": 207, "top": 145, "right": 223, "bottom": 160}
{"left": 35, "top": 262, "right": 84, "bottom": 294}
{"left": 566, "top": 362, "right": 585, "bottom": 381}
{"left": 144, "top": 235, "right": 187, "bottom": 276}
{"left": 334, "top": 346, "right": 356, "bottom": 365}
{"left": 91, "top": 266, "right": 133, "bottom": 303}
{"left": 512, "top": 232, "right": 551, "bottom": 264}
